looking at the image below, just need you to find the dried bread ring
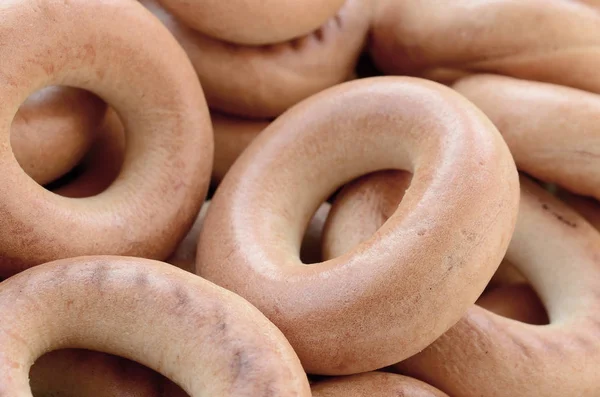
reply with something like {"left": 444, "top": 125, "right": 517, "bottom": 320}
{"left": 197, "top": 77, "right": 519, "bottom": 374}
{"left": 0, "top": 0, "right": 213, "bottom": 277}
{"left": 0, "top": 256, "right": 310, "bottom": 396}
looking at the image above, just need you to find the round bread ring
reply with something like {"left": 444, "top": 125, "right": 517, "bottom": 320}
{"left": 53, "top": 108, "right": 125, "bottom": 199}
{"left": 31, "top": 349, "right": 186, "bottom": 397}
{"left": 12, "top": 86, "right": 106, "bottom": 185}
{"left": 559, "top": 192, "right": 600, "bottom": 230}
{"left": 0, "top": 0, "right": 213, "bottom": 277}
{"left": 0, "top": 256, "right": 310, "bottom": 396}
{"left": 371, "top": 0, "right": 600, "bottom": 93}
{"left": 196, "top": 77, "right": 520, "bottom": 374}
{"left": 143, "top": 0, "right": 371, "bottom": 119}
{"left": 311, "top": 372, "right": 448, "bottom": 397}
{"left": 453, "top": 74, "right": 600, "bottom": 200}
{"left": 392, "top": 177, "right": 600, "bottom": 397}
{"left": 212, "top": 114, "right": 268, "bottom": 184}
{"left": 476, "top": 284, "right": 548, "bottom": 326}
{"left": 156, "top": 0, "right": 346, "bottom": 45}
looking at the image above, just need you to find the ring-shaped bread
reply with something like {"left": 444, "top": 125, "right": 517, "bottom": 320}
{"left": 0, "top": 0, "right": 213, "bottom": 277}
{"left": 196, "top": 76, "right": 519, "bottom": 374}
{"left": 0, "top": 256, "right": 310, "bottom": 396}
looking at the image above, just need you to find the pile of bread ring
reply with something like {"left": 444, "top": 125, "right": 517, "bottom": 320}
{"left": 1, "top": 0, "right": 599, "bottom": 396}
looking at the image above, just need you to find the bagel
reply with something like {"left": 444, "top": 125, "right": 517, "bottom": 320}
{"left": 143, "top": 0, "right": 371, "bottom": 119}
{"left": 12, "top": 86, "right": 105, "bottom": 185}
{"left": 371, "top": 0, "right": 600, "bottom": 91}
{"left": 196, "top": 77, "right": 520, "bottom": 374}
{"left": 0, "top": 0, "right": 213, "bottom": 277}
{"left": 30, "top": 349, "right": 185, "bottom": 397}
{"left": 453, "top": 74, "right": 600, "bottom": 200}
{"left": 311, "top": 372, "right": 448, "bottom": 397}
{"left": 393, "top": 177, "right": 600, "bottom": 396}
{"left": 156, "top": 0, "right": 346, "bottom": 45}
{"left": 53, "top": 108, "right": 125, "bottom": 198}
{"left": 212, "top": 114, "right": 268, "bottom": 184}
{"left": 0, "top": 256, "right": 310, "bottom": 396}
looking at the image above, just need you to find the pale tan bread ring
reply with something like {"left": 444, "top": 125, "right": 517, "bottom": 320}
{"left": 144, "top": 0, "right": 371, "bottom": 119}
{"left": 311, "top": 372, "right": 448, "bottom": 397}
{"left": 0, "top": 0, "right": 213, "bottom": 277}
{"left": 453, "top": 74, "right": 600, "bottom": 200}
{"left": 156, "top": 0, "right": 346, "bottom": 45}
{"left": 371, "top": 0, "right": 600, "bottom": 91}
{"left": 0, "top": 256, "right": 310, "bottom": 397}
{"left": 197, "top": 77, "right": 520, "bottom": 374}
{"left": 392, "top": 177, "right": 600, "bottom": 397}
{"left": 11, "top": 86, "right": 106, "bottom": 185}
{"left": 53, "top": 108, "right": 125, "bottom": 199}
{"left": 30, "top": 349, "right": 185, "bottom": 397}
{"left": 212, "top": 114, "right": 268, "bottom": 183}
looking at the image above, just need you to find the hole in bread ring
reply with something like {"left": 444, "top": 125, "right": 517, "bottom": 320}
{"left": 155, "top": 0, "right": 346, "bottom": 45}
{"left": 0, "top": 0, "right": 213, "bottom": 277}
{"left": 143, "top": 0, "right": 372, "bottom": 119}
{"left": 196, "top": 77, "right": 520, "bottom": 374}
{"left": 0, "top": 256, "right": 310, "bottom": 396}
{"left": 392, "top": 177, "right": 600, "bottom": 396}
{"left": 11, "top": 87, "right": 106, "bottom": 185}
{"left": 311, "top": 372, "right": 448, "bottom": 397}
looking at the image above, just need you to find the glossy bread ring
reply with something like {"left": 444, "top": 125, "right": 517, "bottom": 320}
{"left": 0, "top": 256, "right": 310, "bottom": 396}
{"left": 371, "top": 0, "right": 600, "bottom": 91}
{"left": 453, "top": 74, "right": 600, "bottom": 200}
{"left": 311, "top": 372, "right": 448, "bottom": 397}
{"left": 394, "top": 177, "right": 600, "bottom": 397}
{"left": 145, "top": 0, "right": 371, "bottom": 118}
{"left": 11, "top": 86, "right": 106, "bottom": 185}
{"left": 156, "top": 0, "right": 346, "bottom": 45}
{"left": 0, "top": 0, "right": 213, "bottom": 277}
{"left": 197, "top": 77, "right": 520, "bottom": 374}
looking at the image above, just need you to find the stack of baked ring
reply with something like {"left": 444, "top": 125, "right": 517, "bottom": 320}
{"left": 0, "top": 0, "right": 599, "bottom": 396}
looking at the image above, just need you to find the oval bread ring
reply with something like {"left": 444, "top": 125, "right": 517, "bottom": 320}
{"left": 0, "top": 256, "right": 310, "bottom": 396}
{"left": 371, "top": 0, "right": 600, "bottom": 93}
{"left": 392, "top": 177, "right": 600, "bottom": 397}
{"left": 31, "top": 349, "right": 186, "bottom": 397}
{"left": 53, "top": 108, "right": 125, "bottom": 199}
{"left": 311, "top": 372, "right": 448, "bottom": 397}
{"left": 196, "top": 76, "right": 520, "bottom": 374}
{"left": 212, "top": 114, "right": 268, "bottom": 184}
{"left": 0, "top": 0, "right": 213, "bottom": 277}
{"left": 168, "top": 201, "right": 332, "bottom": 273}
{"left": 156, "top": 0, "right": 346, "bottom": 45}
{"left": 143, "top": 0, "right": 371, "bottom": 119}
{"left": 12, "top": 86, "right": 106, "bottom": 185}
{"left": 476, "top": 284, "right": 548, "bottom": 325}
{"left": 453, "top": 74, "right": 600, "bottom": 200}
{"left": 559, "top": 192, "right": 600, "bottom": 230}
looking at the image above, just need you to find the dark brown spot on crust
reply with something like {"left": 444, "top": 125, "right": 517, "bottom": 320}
{"left": 541, "top": 203, "right": 577, "bottom": 228}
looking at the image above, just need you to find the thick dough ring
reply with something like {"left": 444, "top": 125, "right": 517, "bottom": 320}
{"left": 371, "top": 0, "right": 600, "bottom": 91}
{"left": 144, "top": 0, "right": 371, "bottom": 119}
{"left": 12, "top": 86, "right": 106, "bottom": 185}
{"left": 311, "top": 372, "right": 448, "bottom": 397}
{"left": 453, "top": 74, "right": 600, "bottom": 200}
{"left": 394, "top": 177, "right": 600, "bottom": 397}
{"left": 0, "top": 0, "right": 213, "bottom": 277}
{"left": 197, "top": 77, "right": 519, "bottom": 374}
{"left": 0, "top": 256, "right": 310, "bottom": 397}
{"left": 156, "top": 0, "right": 346, "bottom": 45}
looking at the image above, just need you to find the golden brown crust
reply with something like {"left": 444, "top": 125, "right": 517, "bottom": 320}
{"left": 11, "top": 87, "right": 106, "bottom": 185}
{"left": 0, "top": 256, "right": 310, "bottom": 396}
{"left": 143, "top": 0, "right": 371, "bottom": 118}
{"left": 371, "top": 0, "right": 600, "bottom": 93}
{"left": 311, "top": 372, "right": 448, "bottom": 397}
{"left": 0, "top": 0, "right": 213, "bottom": 277}
{"left": 156, "top": 0, "right": 346, "bottom": 45}
{"left": 453, "top": 74, "right": 600, "bottom": 200}
{"left": 197, "top": 77, "right": 519, "bottom": 374}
